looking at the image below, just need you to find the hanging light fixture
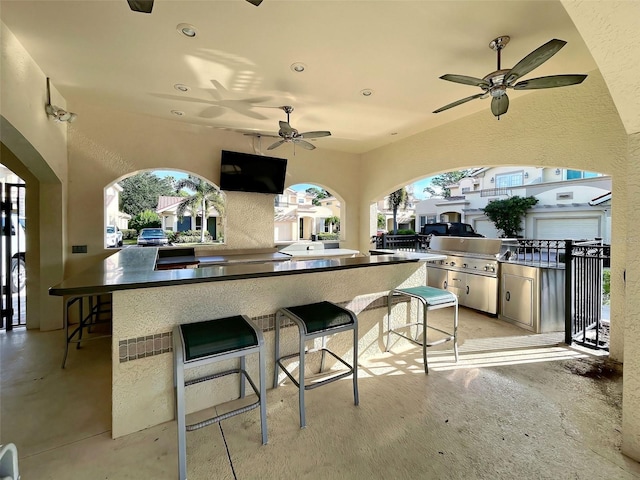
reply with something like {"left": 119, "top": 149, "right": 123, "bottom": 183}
{"left": 45, "top": 78, "right": 77, "bottom": 123}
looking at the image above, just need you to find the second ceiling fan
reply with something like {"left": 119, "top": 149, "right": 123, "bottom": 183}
{"left": 266, "top": 106, "right": 331, "bottom": 151}
{"left": 433, "top": 36, "right": 587, "bottom": 119}
{"left": 127, "top": 0, "right": 262, "bottom": 14}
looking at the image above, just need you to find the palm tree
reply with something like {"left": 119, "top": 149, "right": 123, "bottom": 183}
{"left": 175, "top": 175, "right": 225, "bottom": 243}
{"left": 387, "top": 188, "right": 409, "bottom": 234}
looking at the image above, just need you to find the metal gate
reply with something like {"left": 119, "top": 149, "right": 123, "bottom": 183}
{"left": 564, "top": 239, "right": 610, "bottom": 350}
{"left": 1, "top": 182, "right": 26, "bottom": 330}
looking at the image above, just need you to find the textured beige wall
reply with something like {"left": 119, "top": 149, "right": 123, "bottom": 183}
{"left": 111, "top": 262, "right": 426, "bottom": 437}
{"left": 0, "top": 22, "right": 66, "bottom": 330}
{"left": 65, "top": 104, "right": 362, "bottom": 276}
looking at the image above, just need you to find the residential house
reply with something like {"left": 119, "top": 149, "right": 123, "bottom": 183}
{"left": 274, "top": 188, "right": 338, "bottom": 242}
{"left": 376, "top": 187, "right": 418, "bottom": 232}
{"left": 415, "top": 167, "right": 611, "bottom": 241}
{"left": 156, "top": 195, "right": 223, "bottom": 240}
{"left": 104, "top": 183, "right": 130, "bottom": 230}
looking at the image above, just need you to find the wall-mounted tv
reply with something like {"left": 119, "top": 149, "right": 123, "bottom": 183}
{"left": 219, "top": 150, "right": 288, "bottom": 195}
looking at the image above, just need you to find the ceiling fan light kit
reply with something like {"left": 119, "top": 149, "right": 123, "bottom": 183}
{"left": 433, "top": 36, "right": 587, "bottom": 119}
{"left": 45, "top": 77, "right": 77, "bottom": 123}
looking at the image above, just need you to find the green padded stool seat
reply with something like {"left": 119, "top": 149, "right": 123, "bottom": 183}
{"left": 387, "top": 286, "right": 459, "bottom": 374}
{"left": 173, "top": 315, "right": 267, "bottom": 480}
{"left": 273, "top": 301, "right": 359, "bottom": 428}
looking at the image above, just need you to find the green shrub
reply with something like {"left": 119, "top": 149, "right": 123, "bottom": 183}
{"left": 121, "top": 229, "right": 137, "bottom": 240}
{"left": 317, "top": 233, "right": 339, "bottom": 240}
{"left": 395, "top": 229, "right": 416, "bottom": 235}
{"left": 173, "top": 230, "right": 214, "bottom": 244}
{"left": 603, "top": 269, "right": 611, "bottom": 296}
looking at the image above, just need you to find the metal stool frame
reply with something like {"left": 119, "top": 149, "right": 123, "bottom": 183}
{"left": 61, "top": 294, "right": 112, "bottom": 368}
{"left": 273, "top": 302, "right": 359, "bottom": 428}
{"left": 386, "top": 287, "right": 459, "bottom": 374}
{"left": 173, "top": 316, "right": 267, "bottom": 480}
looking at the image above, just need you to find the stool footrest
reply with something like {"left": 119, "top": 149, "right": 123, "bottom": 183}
{"left": 276, "top": 347, "right": 355, "bottom": 391}
{"left": 390, "top": 329, "right": 454, "bottom": 348}
{"left": 186, "top": 400, "right": 261, "bottom": 431}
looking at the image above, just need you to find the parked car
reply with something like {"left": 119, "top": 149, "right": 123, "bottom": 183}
{"left": 106, "top": 225, "right": 123, "bottom": 248}
{"left": 137, "top": 228, "right": 169, "bottom": 247}
{"left": 1, "top": 214, "right": 26, "bottom": 292}
{"left": 421, "top": 222, "right": 484, "bottom": 237}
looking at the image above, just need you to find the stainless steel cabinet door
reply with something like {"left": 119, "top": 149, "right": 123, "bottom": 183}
{"left": 426, "top": 267, "right": 448, "bottom": 290}
{"left": 501, "top": 273, "right": 534, "bottom": 328}
{"left": 465, "top": 274, "right": 498, "bottom": 314}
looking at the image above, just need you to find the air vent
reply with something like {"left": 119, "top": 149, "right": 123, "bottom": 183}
{"left": 557, "top": 192, "right": 573, "bottom": 200}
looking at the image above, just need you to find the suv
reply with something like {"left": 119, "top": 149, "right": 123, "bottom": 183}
{"left": 421, "top": 222, "right": 484, "bottom": 237}
{"left": 1, "top": 214, "right": 26, "bottom": 292}
{"left": 106, "top": 225, "right": 123, "bottom": 248}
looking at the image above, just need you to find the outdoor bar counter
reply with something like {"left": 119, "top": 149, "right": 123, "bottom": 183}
{"left": 50, "top": 247, "right": 445, "bottom": 438}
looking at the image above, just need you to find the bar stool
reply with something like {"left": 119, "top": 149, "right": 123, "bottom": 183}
{"left": 387, "top": 286, "right": 459, "bottom": 374}
{"left": 173, "top": 315, "right": 267, "bottom": 480}
{"left": 273, "top": 301, "right": 359, "bottom": 428}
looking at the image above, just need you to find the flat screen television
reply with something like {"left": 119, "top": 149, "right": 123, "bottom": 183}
{"left": 219, "top": 150, "right": 288, "bottom": 194}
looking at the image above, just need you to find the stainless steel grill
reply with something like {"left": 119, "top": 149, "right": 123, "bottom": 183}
{"left": 426, "top": 237, "right": 502, "bottom": 315}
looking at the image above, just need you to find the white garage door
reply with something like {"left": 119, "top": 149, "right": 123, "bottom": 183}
{"left": 474, "top": 219, "right": 500, "bottom": 238}
{"left": 535, "top": 218, "right": 600, "bottom": 240}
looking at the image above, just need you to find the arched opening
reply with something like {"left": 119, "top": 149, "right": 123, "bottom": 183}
{"left": 275, "top": 183, "right": 343, "bottom": 244}
{"left": 105, "top": 170, "right": 226, "bottom": 248}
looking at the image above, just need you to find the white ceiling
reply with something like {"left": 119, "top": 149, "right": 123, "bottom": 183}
{"left": 1, "top": 0, "right": 597, "bottom": 154}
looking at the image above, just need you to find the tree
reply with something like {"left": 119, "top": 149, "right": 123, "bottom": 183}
{"left": 175, "top": 175, "right": 225, "bottom": 243}
{"left": 129, "top": 210, "right": 162, "bottom": 232}
{"left": 482, "top": 196, "right": 539, "bottom": 237}
{"left": 119, "top": 172, "right": 176, "bottom": 216}
{"left": 387, "top": 188, "right": 409, "bottom": 234}
{"left": 423, "top": 170, "right": 474, "bottom": 199}
{"left": 325, "top": 215, "right": 340, "bottom": 233}
{"left": 306, "top": 187, "right": 331, "bottom": 206}
{"left": 377, "top": 213, "right": 386, "bottom": 230}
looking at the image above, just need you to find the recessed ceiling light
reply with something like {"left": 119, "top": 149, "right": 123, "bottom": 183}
{"left": 176, "top": 23, "right": 197, "bottom": 38}
{"left": 290, "top": 62, "right": 306, "bottom": 73}
{"left": 171, "top": 110, "right": 185, "bottom": 116}
{"left": 174, "top": 84, "right": 190, "bottom": 92}
{"left": 360, "top": 89, "right": 374, "bottom": 97}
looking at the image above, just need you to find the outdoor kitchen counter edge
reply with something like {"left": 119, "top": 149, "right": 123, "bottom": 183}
{"left": 49, "top": 247, "right": 446, "bottom": 297}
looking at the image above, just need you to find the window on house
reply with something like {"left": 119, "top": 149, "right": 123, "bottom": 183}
{"left": 427, "top": 215, "right": 437, "bottom": 224}
{"left": 567, "top": 170, "right": 599, "bottom": 180}
{"left": 419, "top": 216, "right": 427, "bottom": 227}
{"left": 495, "top": 172, "right": 524, "bottom": 188}
{"left": 461, "top": 187, "right": 470, "bottom": 193}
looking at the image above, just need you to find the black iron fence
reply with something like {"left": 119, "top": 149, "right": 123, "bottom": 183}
{"left": 373, "top": 233, "right": 430, "bottom": 251}
{"left": 564, "top": 239, "right": 610, "bottom": 350}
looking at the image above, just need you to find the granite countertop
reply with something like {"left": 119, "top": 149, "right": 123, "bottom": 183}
{"left": 49, "top": 248, "right": 446, "bottom": 297}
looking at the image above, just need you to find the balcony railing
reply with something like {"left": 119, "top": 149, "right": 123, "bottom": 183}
{"left": 480, "top": 187, "right": 511, "bottom": 197}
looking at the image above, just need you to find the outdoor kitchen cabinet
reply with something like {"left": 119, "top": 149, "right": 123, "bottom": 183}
{"left": 499, "top": 262, "right": 565, "bottom": 333}
{"left": 427, "top": 267, "right": 499, "bottom": 314}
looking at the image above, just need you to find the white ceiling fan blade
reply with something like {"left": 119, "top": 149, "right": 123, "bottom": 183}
{"left": 439, "top": 74, "right": 490, "bottom": 88}
{"left": 504, "top": 39, "right": 567, "bottom": 85}
{"left": 300, "top": 131, "right": 331, "bottom": 139}
{"left": 513, "top": 74, "right": 587, "bottom": 90}
{"left": 432, "top": 92, "right": 485, "bottom": 113}
{"left": 294, "top": 139, "right": 316, "bottom": 150}
{"left": 267, "top": 139, "right": 286, "bottom": 150}
{"left": 279, "top": 121, "right": 294, "bottom": 135}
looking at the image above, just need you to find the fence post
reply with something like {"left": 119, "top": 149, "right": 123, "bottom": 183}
{"left": 382, "top": 233, "right": 387, "bottom": 249}
{"left": 564, "top": 239, "right": 573, "bottom": 345}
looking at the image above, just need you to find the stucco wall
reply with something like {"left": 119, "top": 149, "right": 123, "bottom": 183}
{"left": 65, "top": 104, "right": 362, "bottom": 276}
{"left": 0, "top": 22, "right": 66, "bottom": 330}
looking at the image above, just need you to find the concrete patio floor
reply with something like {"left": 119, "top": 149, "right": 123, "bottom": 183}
{"left": 1, "top": 308, "right": 639, "bottom": 479}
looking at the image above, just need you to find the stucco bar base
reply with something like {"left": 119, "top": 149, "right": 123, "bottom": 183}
{"left": 111, "top": 262, "right": 426, "bottom": 438}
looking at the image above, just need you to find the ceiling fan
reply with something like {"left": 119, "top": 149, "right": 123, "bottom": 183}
{"left": 266, "top": 106, "right": 331, "bottom": 151}
{"left": 127, "top": 0, "right": 262, "bottom": 14}
{"left": 433, "top": 36, "right": 587, "bottom": 119}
